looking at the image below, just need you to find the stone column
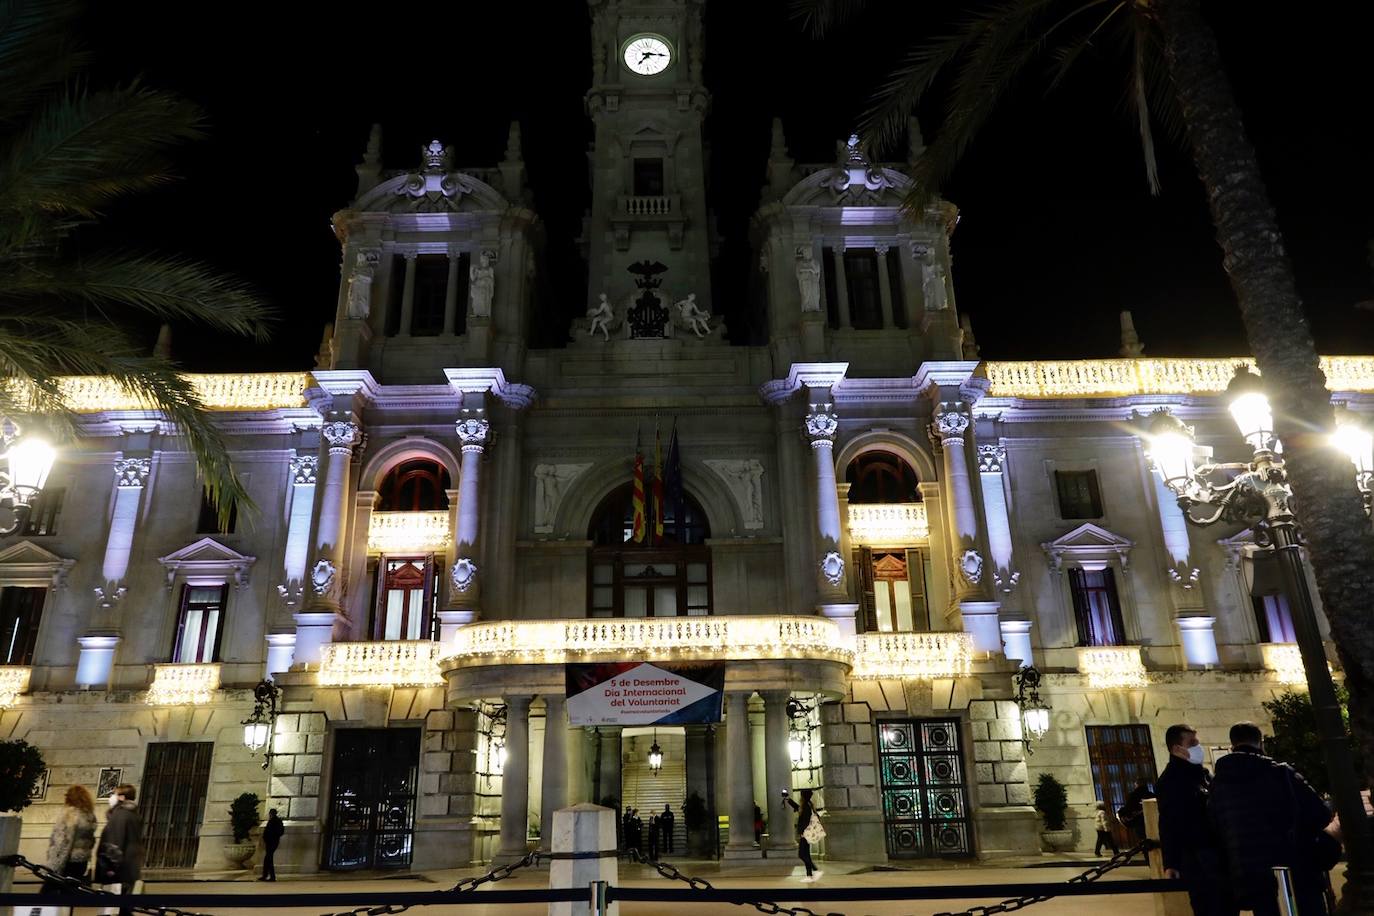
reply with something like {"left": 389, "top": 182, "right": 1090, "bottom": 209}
{"left": 874, "top": 244, "right": 894, "bottom": 329}
{"left": 96, "top": 456, "right": 150, "bottom": 609}
{"left": 929, "top": 402, "right": 1000, "bottom": 651}
{"left": 831, "top": 245, "right": 851, "bottom": 328}
{"left": 761, "top": 690, "right": 796, "bottom": 854}
{"left": 496, "top": 694, "right": 533, "bottom": 863}
{"left": 566, "top": 722, "right": 589, "bottom": 806}
{"left": 397, "top": 252, "right": 417, "bottom": 337}
{"left": 297, "top": 417, "right": 359, "bottom": 664}
{"left": 540, "top": 694, "right": 569, "bottom": 853}
{"left": 278, "top": 453, "right": 318, "bottom": 612}
{"left": 724, "top": 690, "right": 761, "bottom": 859}
{"left": 1149, "top": 468, "right": 1217, "bottom": 666}
{"left": 804, "top": 402, "right": 848, "bottom": 602}
{"left": 452, "top": 410, "right": 491, "bottom": 610}
{"left": 442, "top": 252, "right": 461, "bottom": 336}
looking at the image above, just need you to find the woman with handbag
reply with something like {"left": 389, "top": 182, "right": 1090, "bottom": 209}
{"left": 42, "top": 785, "right": 97, "bottom": 893}
{"left": 95, "top": 783, "right": 145, "bottom": 916}
{"left": 782, "top": 788, "right": 825, "bottom": 881}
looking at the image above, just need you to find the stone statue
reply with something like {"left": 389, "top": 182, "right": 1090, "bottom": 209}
{"left": 922, "top": 256, "right": 949, "bottom": 311}
{"left": 704, "top": 459, "right": 765, "bottom": 530}
{"left": 345, "top": 249, "right": 379, "bottom": 319}
{"left": 587, "top": 293, "right": 615, "bottom": 341}
{"left": 674, "top": 293, "right": 711, "bottom": 338}
{"left": 469, "top": 251, "right": 495, "bottom": 318}
{"left": 794, "top": 248, "right": 821, "bottom": 313}
{"left": 534, "top": 463, "right": 593, "bottom": 533}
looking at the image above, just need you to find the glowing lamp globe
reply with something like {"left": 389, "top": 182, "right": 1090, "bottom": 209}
{"left": 788, "top": 739, "right": 804, "bottom": 763}
{"left": 494, "top": 744, "right": 507, "bottom": 774}
{"left": 1146, "top": 412, "right": 1196, "bottom": 491}
{"left": 243, "top": 720, "right": 270, "bottom": 751}
{"left": 648, "top": 740, "right": 663, "bottom": 774}
{"left": 1225, "top": 367, "right": 1274, "bottom": 450}
{"left": 7, "top": 436, "right": 56, "bottom": 500}
{"left": 1333, "top": 411, "right": 1374, "bottom": 475}
{"left": 1023, "top": 706, "right": 1050, "bottom": 740}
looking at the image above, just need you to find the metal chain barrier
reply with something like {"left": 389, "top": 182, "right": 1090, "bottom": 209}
{"left": 2, "top": 854, "right": 214, "bottom": 916}
{"left": 318, "top": 852, "right": 543, "bottom": 916}
{"left": 622, "top": 840, "right": 1154, "bottom": 916}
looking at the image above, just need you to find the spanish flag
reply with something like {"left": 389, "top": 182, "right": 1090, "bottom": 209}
{"left": 652, "top": 419, "right": 665, "bottom": 542}
{"left": 631, "top": 429, "right": 647, "bottom": 543}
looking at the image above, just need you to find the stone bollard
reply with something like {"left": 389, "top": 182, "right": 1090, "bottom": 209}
{"left": 0, "top": 812, "right": 20, "bottom": 894}
{"left": 549, "top": 803, "right": 618, "bottom": 916}
{"left": 1142, "top": 798, "right": 1190, "bottom": 916}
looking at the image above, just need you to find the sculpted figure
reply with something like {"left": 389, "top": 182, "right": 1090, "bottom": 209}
{"left": 674, "top": 293, "right": 711, "bottom": 338}
{"left": 922, "top": 256, "right": 949, "bottom": 311}
{"left": 587, "top": 293, "right": 615, "bottom": 341}
{"left": 469, "top": 251, "right": 495, "bottom": 318}
{"left": 795, "top": 248, "right": 821, "bottom": 312}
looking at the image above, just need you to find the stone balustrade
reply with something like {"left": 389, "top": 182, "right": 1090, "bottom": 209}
{"left": 146, "top": 663, "right": 221, "bottom": 706}
{"left": 1076, "top": 645, "right": 1148, "bottom": 689}
{"left": 367, "top": 511, "right": 452, "bottom": 554}
{"left": 984, "top": 357, "right": 1374, "bottom": 399}
{"left": 618, "top": 194, "right": 679, "bottom": 217}
{"left": 1260, "top": 642, "right": 1309, "bottom": 685}
{"left": 851, "top": 631, "right": 973, "bottom": 680}
{"left": 317, "top": 640, "right": 444, "bottom": 687}
{"left": 847, "top": 503, "right": 930, "bottom": 545}
{"left": 0, "top": 666, "right": 31, "bottom": 707}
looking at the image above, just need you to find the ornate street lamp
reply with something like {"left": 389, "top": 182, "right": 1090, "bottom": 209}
{"left": 1013, "top": 665, "right": 1050, "bottom": 752}
{"left": 1333, "top": 407, "right": 1374, "bottom": 513}
{"left": 648, "top": 731, "right": 663, "bottom": 776}
{"left": 1142, "top": 366, "right": 1374, "bottom": 894}
{"left": 241, "top": 679, "right": 282, "bottom": 770}
{"left": 0, "top": 420, "right": 57, "bottom": 536}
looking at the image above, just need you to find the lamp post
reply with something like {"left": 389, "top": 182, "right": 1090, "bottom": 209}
{"left": 1143, "top": 366, "right": 1374, "bottom": 897}
{"left": 1013, "top": 665, "right": 1050, "bottom": 753}
{"left": 241, "top": 679, "right": 282, "bottom": 771}
{"left": 0, "top": 420, "right": 57, "bottom": 536}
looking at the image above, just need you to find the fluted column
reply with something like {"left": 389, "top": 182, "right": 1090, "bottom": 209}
{"left": 539, "top": 694, "right": 568, "bottom": 853}
{"left": 497, "top": 694, "right": 533, "bottom": 863}
{"left": 277, "top": 453, "right": 317, "bottom": 611}
{"left": 297, "top": 418, "right": 359, "bottom": 664}
{"left": 397, "top": 252, "right": 417, "bottom": 337}
{"left": 805, "top": 402, "right": 847, "bottom": 600}
{"left": 761, "top": 691, "right": 796, "bottom": 853}
{"left": 451, "top": 410, "right": 490, "bottom": 610}
{"left": 442, "top": 252, "right": 461, "bottom": 336}
{"left": 724, "top": 690, "right": 761, "bottom": 858}
{"left": 95, "top": 456, "right": 150, "bottom": 611}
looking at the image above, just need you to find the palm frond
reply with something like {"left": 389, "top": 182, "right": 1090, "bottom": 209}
{"left": 1, "top": 252, "right": 272, "bottom": 340}
{"left": 0, "top": 0, "right": 85, "bottom": 126}
{"left": 1046, "top": 0, "right": 1127, "bottom": 91}
{"left": 0, "top": 83, "right": 202, "bottom": 220}
{"left": 790, "top": 0, "right": 869, "bottom": 38}
{"left": 1129, "top": 14, "right": 1161, "bottom": 194}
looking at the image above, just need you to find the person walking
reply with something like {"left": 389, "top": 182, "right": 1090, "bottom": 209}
{"left": 1155, "top": 724, "right": 1232, "bottom": 916}
{"left": 753, "top": 804, "right": 764, "bottom": 843}
{"left": 647, "top": 814, "right": 660, "bottom": 861}
{"left": 43, "top": 785, "right": 97, "bottom": 893}
{"left": 783, "top": 789, "right": 824, "bottom": 882}
{"left": 1117, "top": 779, "right": 1154, "bottom": 845}
{"left": 661, "top": 803, "right": 675, "bottom": 854}
{"left": 1208, "top": 722, "right": 1336, "bottom": 916}
{"left": 259, "top": 808, "right": 284, "bottom": 881}
{"left": 1092, "top": 802, "right": 1119, "bottom": 858}
{"left": 95, "top": 783, "right": 144, "bottom": 916}
{"left": 621, "top": 806, "right": 633, "bottom": 852}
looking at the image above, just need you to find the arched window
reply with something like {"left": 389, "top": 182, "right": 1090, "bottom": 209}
{"left": 587, "top": 483, "right": 711, "bottom": 617}
{"left": 845, "top": 452, "right": 921, "bottom": 504}
{"left": 377, "top": 459, "right": 451, "bottom": 511}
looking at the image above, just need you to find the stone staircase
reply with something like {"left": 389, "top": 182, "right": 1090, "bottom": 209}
{"left": 621, "top": 734, "right": 688, "bottom": 854}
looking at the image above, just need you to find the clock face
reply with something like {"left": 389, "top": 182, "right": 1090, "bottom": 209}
{"left": 623, "top": 35, "right": 672, "bottom": 76}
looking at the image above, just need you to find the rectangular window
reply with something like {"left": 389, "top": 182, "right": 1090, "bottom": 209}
{"left": 196, "top": 489, "right": 237, "bottom": 535}
{"left": 0, "top": 586, "right": 45, "bottom": 665}
{"left": 172, "top": 584, "right": 226, "bottom": 663}
{"left": 374, "top": 557, "right": 435, "bottom": 640}
{"left": 633, "top": 158, "right": 665, "bottom": 196}
{"left": 821, "top": 247, "right": 840, "bottom": 329}
{"left": 1055, "top": 469, "right": 1103, "bottom": 519}
{"left": 843, "top": 249, "right": 883, "bottom": 329}
{"left": 1068, "top": 567, "right": 1126, "bottom": 646}
{"left": 21, "top": 487, "right": 64, "bottom": 536}
{"left": 885, "top": 247, "right": 907, "bottom": 329}
{"left": 1249, "top": 553, "right": 1296, "bottom": 642}
{"left": 386, "top": 255, "right": 406, "bottom": 337}
{"left": 409, "top": 254, "right": 450, "bottom": 337}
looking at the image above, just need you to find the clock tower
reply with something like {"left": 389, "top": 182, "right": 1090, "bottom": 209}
{"left": 584, "top": 0, "right": 714, "bottom": 323}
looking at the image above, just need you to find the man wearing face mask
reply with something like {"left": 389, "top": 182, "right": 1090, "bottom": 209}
{"left": 1155, "top": 724, "right": 1232, "bottom": 916}
{"left": 96, "top": 784, "right": 144, "bottom": 916}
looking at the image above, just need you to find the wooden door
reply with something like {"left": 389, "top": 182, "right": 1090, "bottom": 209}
{"left": 141, "top": 742, "right": 214, "bottom": 868}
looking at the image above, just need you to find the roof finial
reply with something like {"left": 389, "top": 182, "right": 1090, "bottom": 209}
{"left": 500, "top": 120, "right": 527, "bottom": 201}
{"left": 1119, "top": 310, "right": 1145, "bottom": 357}
{"left": 153, "top": 323, "right": 172, "bottom": 361}
{"left": 314, "top": 323, "right": 334, "bottom": 371}
{"left": 960, "top": 313, "right": 980, "bottom": 360}
{"left": 766, "top": 117, "right": 796, "bottom": 199}
{"left": 355, "top": 124, "right": 384, "bottom": 199}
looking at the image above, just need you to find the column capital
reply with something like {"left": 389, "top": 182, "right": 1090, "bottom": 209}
{"left": 874, "top": 243, "right": 890, "bottom": 256}
{"left": 290, "top": 453, "right": 319, "bottom": 485}
{"left": 321, "top": 419, "right": 362, "bottom": 453}
{"left": 759, "top": 688, "right": 791, "bottom": 704}
{"left": 504, "top": 693, "right": 534, "bottom": 711}
{"left": 402, "top": 250, "right": 418, "bottom": 262}
{"left": 455, "top": 412, "right": 491, "bottom": 453}
{"left": 113, "top": 456, "right": 151, "bottom": 488}
{"left": 804, "top": 403, "right": 839, "bottom": 448}
{"left": 977, "top": 443, "right": 1006, "bottom": 473}
{"left": 928, "top": 401, "right": 971, "bottom": 447}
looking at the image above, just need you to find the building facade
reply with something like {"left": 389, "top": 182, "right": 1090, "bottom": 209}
{"left": 3, "top": 0, "right": 1369, "bottom": 873}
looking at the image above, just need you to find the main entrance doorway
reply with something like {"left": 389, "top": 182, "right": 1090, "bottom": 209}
{"left": 1086, "top": 724, "right": 1158, "bottom": 849}
{"left": 876, "top": 719, "right": 974, "bottom": 858}
{"left": 141, "top": 742, "right": 213, "bottom": 868}
{"left": 324, "top": 728, "right": 420, "bottom": 869}
{"left": 621, "top": 727, "right": 687, "bottom": 852}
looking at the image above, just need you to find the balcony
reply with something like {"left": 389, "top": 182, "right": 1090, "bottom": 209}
{"left": 368, "top": 511, "right": 451, "bottom": 554}
{"left": 317, "top": 640, "right": 443, "bottom": 688}
{"left": 1076, "top": 645, "right": 1147, "bottom": 689}
{"left": 147, "top": 663, "right": 221, "bottom": 706}
{"left": 851, "top": 632, "right": 973, "bottom": 680}
{"left": 611, "top": 195, "right": 686, "bottom": 250}
{"left": 0, "top": 666, "right": 31, "bottom": 707}
{"left": 848, "top": 503, "right": 929, "bottom": 546}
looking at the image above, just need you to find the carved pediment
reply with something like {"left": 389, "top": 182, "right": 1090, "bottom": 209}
{"left": 0, "top": 539, "right": 75, "bottom": 587}
{"left": 1041, "top": 523, "right": 1134, "bottom": 573}
{"left": 353, "top": 171, "right": 511, "bottom": 214}
{"left": 158, "top": 537, "right": 256, "bottom": 590}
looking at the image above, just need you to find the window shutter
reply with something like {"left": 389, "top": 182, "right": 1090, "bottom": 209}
{"left": 1251, "top": 595, "right": 1272, "bottom": 643}
{"left": 366, "top": 558, "right": 381, "bottom": 639}
{"left": 1086, "top": 471, "right": 1103, "bottom": 518}
{"left": 1102, "top": 568, "right": 1127, "bottom": 646}
{"left": 1067, "top": 568, "right": 1092, "bottom": 646}
{"left": 210, "top": 584, "right": 228, "bottom": 662}
{"left": 429, "top": 557, "right": 444, "bottom": 641}
{"left": 854, "top": 547, "right": 876, "bottom": 633}
{"left": 906, "top": 548, "right": 929, "bottom": 631}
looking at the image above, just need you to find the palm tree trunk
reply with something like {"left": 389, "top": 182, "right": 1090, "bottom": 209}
{"left": 1155, "top": 0, "right": 1374, "bottom": 906}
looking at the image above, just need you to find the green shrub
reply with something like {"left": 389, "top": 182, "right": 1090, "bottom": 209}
{"left": 0, "top": 740, "right": 45, "bottom": 812}
{"left": 1033, "top": 772, "right": 1069, "bottom": 831}
{"left": 228, "top": 792, "right": 262, "bottom": 842}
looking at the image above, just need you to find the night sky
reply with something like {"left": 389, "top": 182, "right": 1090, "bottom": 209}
{"left": 78, "top": 2, "right": 1373, "bottom": 372}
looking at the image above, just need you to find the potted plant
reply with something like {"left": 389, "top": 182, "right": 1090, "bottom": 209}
{"left": 1033, "top": 773, "right": 1074, "bottom": 852}
{"left": 225, "top": 792, "right": 262, "bottom": 869}
{"left": 0, "top": 740, "right": 45, "bottom": 893}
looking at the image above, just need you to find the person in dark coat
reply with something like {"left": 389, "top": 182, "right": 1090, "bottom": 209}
{"left": 661, "top": 803, "right": 675, "bottom": 854}
{"left": 259, "top": 809, "right": 285, "bottom": 881}
{"left": 622, "top": 806, "right": 633, "bottom": 851}
{"left": 1117, "top": 779, "right": 1155, "bottom": 844}
{"left": 1155, "top": 724, "right": 1233, "bottom": 916}
{"left": 1208, "top": 722, "right": 1333, "bottom": 916}
{"left": 96, "top": 783, "right": 144, "bottom": 916}
{"left": 647, "top": 814, "right": 660, "bottom": 861}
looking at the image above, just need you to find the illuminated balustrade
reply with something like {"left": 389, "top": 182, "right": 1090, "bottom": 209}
{"left": 848, "top": 503, "right": 929, "bottom": 545}
{"left": 0, "top": 666, "right": 31, "bottom": 707}
{"left": 11, "top": 373, "right": 311, "bottom": 413}
{"left": 1261, "top": 643, "right": 1317, "bottom": 686}
{"left": 317, "top": 641, "right": 443, "bottom": 688}
{"left": 367, "top": 511, "right": 452, "bottom": 554}
{"left": 1077, "top": 646, "right": 1148, "bottom": 689}
{"left": 984, "top": 357, "right": 1374, "bottom": 399}
{"left": 147, "top": 663, "right": 221, "bottom": 706}
{"left": 851, "top": 632, "right": 973, "bottom": 680}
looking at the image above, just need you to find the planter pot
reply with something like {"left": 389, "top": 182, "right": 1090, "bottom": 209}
{"left": 223, "top": 841, "right": 256, "bottom": 869}
{"left": 1040, "top": 828, "right": 1075, "bottom": 852}
{"left": 0, "top": 811, "right": 20, "bottom": 893}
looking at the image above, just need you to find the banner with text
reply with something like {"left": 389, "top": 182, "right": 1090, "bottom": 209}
{"left": 566, "top": 661, "right": 725, "bottom": 726}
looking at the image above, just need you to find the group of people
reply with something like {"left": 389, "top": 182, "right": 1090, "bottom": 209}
{"left": 621, "top": 803, "right": 675, "bottom": 859}
{"left": 42, "top": 781, "right": 287, "bottom": 912}
{"left": 1153, "top": 721, "right": 1343, "bottom": 916}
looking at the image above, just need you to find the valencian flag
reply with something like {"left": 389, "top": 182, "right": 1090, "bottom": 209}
{"left": 652, "top": 419, "right": 665, "bottom": 542}
{"left": 664, "top": 421, "right": 683, "bottom": 541}
{"left": 631, "top": 428, "right": 647, "bottom": 543}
